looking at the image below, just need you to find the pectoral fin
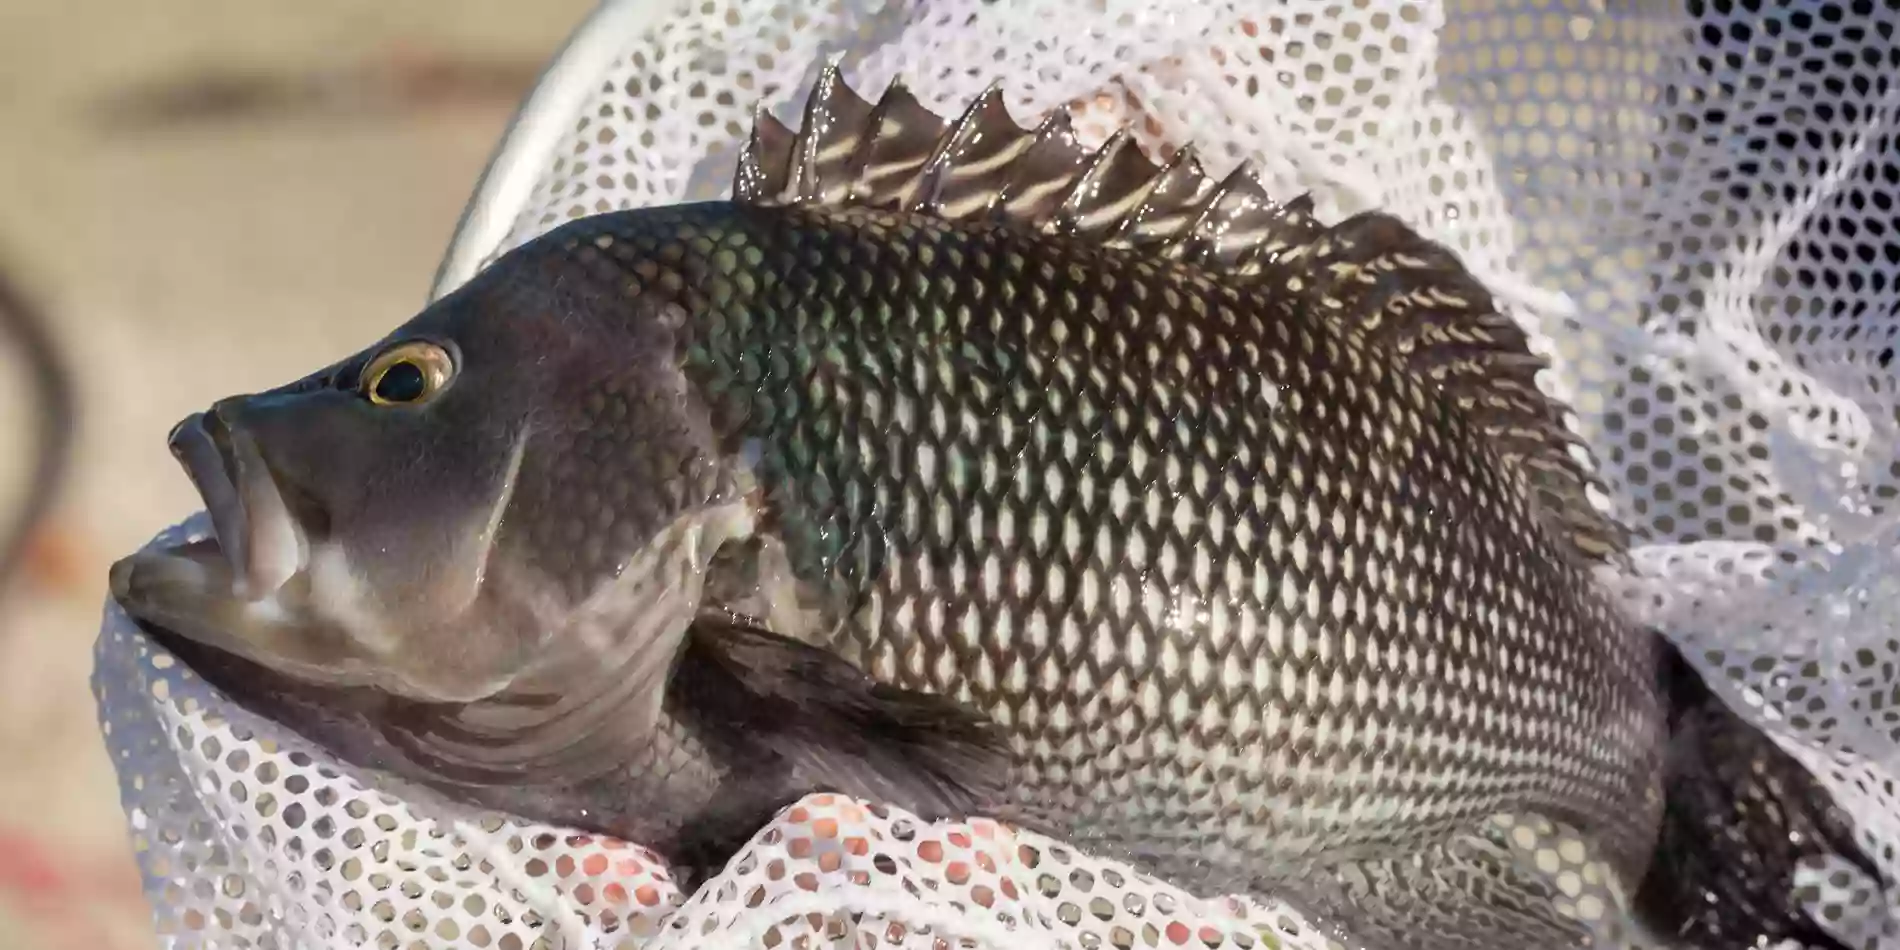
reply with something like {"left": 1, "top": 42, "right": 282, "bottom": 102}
{"left": 672, "top": 616, "right": 1012, "bottom": 823}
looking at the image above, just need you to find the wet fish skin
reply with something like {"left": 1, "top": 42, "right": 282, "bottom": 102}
{"left": 112, "top": 189, "right": 1666, "bottom": 887}
{"left": 545, "top": 197, "right": 1667, "bottom": 887}
{"left": 106, "top": 71, "right": 1878, "bottom": 950}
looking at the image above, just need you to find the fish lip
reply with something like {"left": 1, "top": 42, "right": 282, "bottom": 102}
{"left": 166, "top": 408, "right": 307, "bottom": 600}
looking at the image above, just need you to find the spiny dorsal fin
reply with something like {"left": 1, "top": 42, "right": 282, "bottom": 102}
{"left": 992, "top": 110, "right": 1089, "bottom": 224}
{"left": 847, "top": 79, "right": 949, "bottom": 209}
{"left": 1051, "top": 129, "right": 1161, "bottom": 238}
{"left": 1118, "top": 145, "right": 1216, "bottom": 249}
{"left": 1172, "top": 166, "right": 1283, "bottom": 271}
{"left": 732, "top": 73, "right": 1628, "bottom": 565}
{"left": 912, "top": 83, "right": 1037, "bottom": 218}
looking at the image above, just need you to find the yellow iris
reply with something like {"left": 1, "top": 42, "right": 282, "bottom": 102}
{"left": 362, "top": 341, "right": 454, "bottom": 406}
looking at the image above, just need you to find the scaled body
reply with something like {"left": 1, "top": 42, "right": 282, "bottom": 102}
{"left": 550, "top": 197, "right": 1667, "bottom": 892}
{"left": 110, "top": 71, "right": 1874, "bottom": 950}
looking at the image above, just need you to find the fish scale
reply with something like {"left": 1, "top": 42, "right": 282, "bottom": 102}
{"left": 533, "top": 195, "right": 1666, "bottom": 895}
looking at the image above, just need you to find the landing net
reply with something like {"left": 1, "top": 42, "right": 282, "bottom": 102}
{"left": 94, "top": 1, "right": 1900, "bottom": 947}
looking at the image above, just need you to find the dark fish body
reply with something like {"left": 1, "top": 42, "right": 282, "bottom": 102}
{"left": 527, "top": 195, "right": 1668, "bottom": 887}
{"left": 110, "top": 70, "right": 1879, "bottom": 950}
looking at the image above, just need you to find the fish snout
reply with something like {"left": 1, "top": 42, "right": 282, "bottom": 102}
{"left": 164, "top": 399, "right": 308, "bottom": 601}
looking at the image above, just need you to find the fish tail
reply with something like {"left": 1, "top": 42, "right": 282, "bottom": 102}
{"left": 1634, "top": 633, "right": 1886, "bottom": 950}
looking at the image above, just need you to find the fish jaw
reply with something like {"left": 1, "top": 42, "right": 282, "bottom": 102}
{"left": 169, "top": 407, "right": 309, "bottom": 600}
{"left": 109, "top": 405, "right": 372, "bottom": 691}
{"left": 108, "top": 536, "right": 369, "bottom": 689}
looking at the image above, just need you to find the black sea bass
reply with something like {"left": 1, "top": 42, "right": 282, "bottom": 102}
{"left": 110, "top": 70, "right": 1877, "bottom": 950}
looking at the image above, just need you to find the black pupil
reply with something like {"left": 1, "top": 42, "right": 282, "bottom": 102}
{"left": 375, "top": 360, "right": 427, "bottom": 403}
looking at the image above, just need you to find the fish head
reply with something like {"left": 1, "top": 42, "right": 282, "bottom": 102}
{"left": 110, "top": 245, "right": 735, "bottom": 704}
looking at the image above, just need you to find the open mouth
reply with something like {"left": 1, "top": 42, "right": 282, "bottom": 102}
{"left": 165, "top": 409, "right": 308, "bottom": 600}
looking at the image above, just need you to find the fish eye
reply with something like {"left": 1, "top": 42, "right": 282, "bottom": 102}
{"left": 362, "top": 341, "right": 453, "bottom": 407}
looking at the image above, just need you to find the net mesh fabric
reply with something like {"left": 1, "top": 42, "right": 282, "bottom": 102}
{"left": 90, "top": 0, "right": 1900, "bottom": 947}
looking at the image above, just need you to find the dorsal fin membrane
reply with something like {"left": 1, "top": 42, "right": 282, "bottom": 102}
{"left": 732, "top": 73, "right": 1628, "bottom": 564}
{"left": 1120, "top": 146, "right": 1216, "bottom": 250}
{"left": 1170, "top": 168, "right": 1271, "bottom": 270}
{"left": 912, "top": 84, "right": 1037, "bottom": 218}
{"left": 1052, "top": 130, "right": 1161, "bottom": 239}
{"left": 994, "top": 112, "right": 1090, "bottom": 225}
{"left": 849, "top": 80, "right": 952, "bottom": 208}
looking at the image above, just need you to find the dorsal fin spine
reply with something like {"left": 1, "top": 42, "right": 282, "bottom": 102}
{"left": 839, "top": 78, "right": 901, "bottom": 203}
{"left": 934, "top": 89, "right": 1037, "bottom": 219}
{"left": 782, "top": 62, "right": 875, "bottom": 205}
{"left": 732, "top": 104, "right": 793, "bottom": 203}
{"left": 780, "top": 63, "right": 836, "bottom": 203}
{"left": 1113, "top": 143, "right": 1194, "bottom": 243}
{"left": 1163, "top": 166, "right": 1250, "bottom": 266}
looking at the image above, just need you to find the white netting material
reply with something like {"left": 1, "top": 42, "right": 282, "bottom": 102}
{"left": 92, "top": 0, "right": 1900, "bottom": 947}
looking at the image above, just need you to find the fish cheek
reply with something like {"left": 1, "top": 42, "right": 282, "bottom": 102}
{"left": 247, "top": 392, "right": 535, "bottom": 698}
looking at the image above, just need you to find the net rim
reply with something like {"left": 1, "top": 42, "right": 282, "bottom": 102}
{"left": 429, "top": 0, "right": 663, "bottom": 304}
{"left": 86, "top": 2, "right": 1900, "bottom": 946}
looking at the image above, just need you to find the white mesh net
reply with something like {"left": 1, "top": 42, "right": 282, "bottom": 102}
{"left": 92, "top": 0, "right": 1900, "bottom": 947}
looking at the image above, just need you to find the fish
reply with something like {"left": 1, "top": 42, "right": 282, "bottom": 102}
{"left": 109, "top": 67, "right": 1883, "bottom": 949}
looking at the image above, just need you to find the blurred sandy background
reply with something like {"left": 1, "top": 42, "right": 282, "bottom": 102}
{"left": 0, "top": 2, "right": 594, "bottom": 945}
